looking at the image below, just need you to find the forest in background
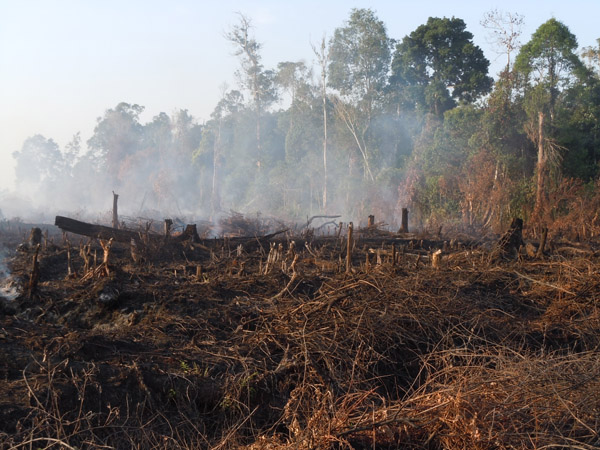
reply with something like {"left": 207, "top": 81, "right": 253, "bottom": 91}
{"left": 7, "top": 9, "right": 600, "bottom": 234}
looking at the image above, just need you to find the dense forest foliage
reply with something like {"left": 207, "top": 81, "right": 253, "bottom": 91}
{"left": 11, "top": 9, "right": 600, "bottom": 232}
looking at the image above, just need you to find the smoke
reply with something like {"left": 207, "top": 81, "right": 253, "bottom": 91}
{"left": 4, "top": 99, "right": 426, "bottom": 233}
{"left": 0, "top": 250, "right": 18, "bottom": 301}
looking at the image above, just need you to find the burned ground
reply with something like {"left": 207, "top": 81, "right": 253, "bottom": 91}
{"left": 1, "top": 221, "right": 600, "bottom": 449}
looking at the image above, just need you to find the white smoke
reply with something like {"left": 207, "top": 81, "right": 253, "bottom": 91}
{"left": 0, "top": 250, "right": 18, "bottom": 301}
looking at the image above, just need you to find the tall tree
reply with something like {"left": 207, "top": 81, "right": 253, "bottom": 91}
{"left": 87, "top": 102, "right": 144, "bottom": 186}
{"left": 200, "top": 88, "right": 244, "bottom": 217}
{"left": 312, "top": 36, "right": 330, "bottom": 211}
{"left": 481, "top": 10, "right": 524, "bottom": 71}
{"left": 328, "top": 8, "right": 391, "bottom": 181}
{"left": 391, "top": 17, "right": 493, "bottom": 115}
{"left": 275, "top": 61, "right": 313, "bottom": 160}
{"left": 225, "top": 14, "right": 277, "bottom": 168}
{"left": 13, "top": 135, "right": 63, "bottom": 196}
{"left": 514, "top": 18, "right": 584, "bottom": 215}
{"left": 582, "top": 38, "right": 600, "bottom": 75}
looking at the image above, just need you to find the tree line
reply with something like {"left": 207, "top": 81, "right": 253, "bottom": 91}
{"left": 12, "top": 9, "right": 600, "bottom": 231}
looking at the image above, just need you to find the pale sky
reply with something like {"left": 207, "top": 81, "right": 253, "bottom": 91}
{"left": 1, "top": 0, "right": 599, "bottom": 192}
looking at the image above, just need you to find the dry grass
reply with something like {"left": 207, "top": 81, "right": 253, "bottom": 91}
{"left": 1, "top": 226, "right": 600, "bottom": 449}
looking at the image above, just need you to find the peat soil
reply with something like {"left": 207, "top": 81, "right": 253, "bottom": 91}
{"left": 1, "top": 224, "right": 600, "bottom": 449}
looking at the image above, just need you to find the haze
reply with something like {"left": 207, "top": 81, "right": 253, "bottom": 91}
{"left": 1, "top": 0, "right": 598, "bottom": 193}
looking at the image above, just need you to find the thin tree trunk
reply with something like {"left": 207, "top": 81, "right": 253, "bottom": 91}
{"left": 112, "top": 191, "right": 119, "bottom": 229}
{"left": 323, "top": 91, "right": 328, "bottom": 213}
{"left": 211, "top": 117, "right": 222, "bottom": 220}
{"left": 534, "top": 111, "right": 546, "bottom": 216}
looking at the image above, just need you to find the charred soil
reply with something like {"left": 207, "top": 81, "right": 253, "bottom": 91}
{"left": 1, "top": 223, "right": 600, "bottom": 449}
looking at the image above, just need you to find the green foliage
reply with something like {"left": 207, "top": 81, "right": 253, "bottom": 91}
{"left": 391, "top": 17, "right": 493, "bottom": 115}
{"left": 556, "top": 76, "right": 600, "bottom": 180}
{"left": 515, "top": 18, "right": 584, "bottom": 118}
{"left": 328, "top": 8, "right": 391, "bottom": 105}
{"left": 12, "top": 10, "right": 600, "bottom": 230}
{"left": 13, "top": 135, "right": 63, "bottom": 187}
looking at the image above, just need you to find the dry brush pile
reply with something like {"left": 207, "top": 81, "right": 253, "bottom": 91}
{"left": 1, "top": 223, "right": 600, "bottom": 449}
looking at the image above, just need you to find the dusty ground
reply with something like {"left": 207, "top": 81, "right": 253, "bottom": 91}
{"left": 1, "top": 221, "right": 600, "bottom": 449}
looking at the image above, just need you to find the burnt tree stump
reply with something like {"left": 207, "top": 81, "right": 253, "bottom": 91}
{"left": 496, "top": 218, "right": 525, "bottom": 259}
{"left": 399, "top": 208, "right": 409, "bottom": 233}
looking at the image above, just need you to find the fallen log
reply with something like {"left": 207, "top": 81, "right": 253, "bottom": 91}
{"left": 55, "top": 215, "right": 282, "bottom": 246}
{"left": 55, "top": 216, "right": 150, "bottom": 243}
{"left": 55, "top": 216, "right": 202, "bottom": 244}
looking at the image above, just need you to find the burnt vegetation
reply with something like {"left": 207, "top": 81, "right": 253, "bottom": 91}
{"left": 1, "top": 213, "right": 600, "bottom": 449}
{"left": 2, "top": 6, "right": 600, "bottom": 450}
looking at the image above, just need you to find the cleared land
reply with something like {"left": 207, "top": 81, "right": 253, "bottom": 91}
{"left": 1, "top": 218, "right": 599, "bottom": 449}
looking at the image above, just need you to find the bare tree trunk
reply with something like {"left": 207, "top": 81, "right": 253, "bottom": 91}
{"left": 534, "top": 112, "right": 546, "bottom": 217}
{"left": 312, "top": 36, "right": 330, "bottom": 213}
{"left": 323, "top": 93, "right": 328, "bottom": 213}
{"left": 211, "top": 117, "right": 222, "bottom": 220}
{"left": 112, "top": 191, "right": 119, "bottom": 229}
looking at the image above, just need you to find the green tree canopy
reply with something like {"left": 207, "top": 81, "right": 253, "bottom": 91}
{"left": 328, "top": 8, "right": 391, "bottom": 109}
{"left": 391, "top": 17, "right": 493, "bottom": 115}
{"left": 515, "top": 18, "right": 584, "bottom": 120}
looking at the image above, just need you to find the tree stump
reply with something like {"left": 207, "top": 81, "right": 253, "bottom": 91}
{"left": 368, "top": 215, "right": 375, "bottom": 228}
{"left": 496, "top": 218, "right": 525, "bottom": 259}
{"left": 164, "top": 219, "right": 173, "bottom": 238}
{"left": 29, "top": 227, "right": 42, "bottom": 247}
{"left": 399, "top": 208, "right": 409, "bottom": 233}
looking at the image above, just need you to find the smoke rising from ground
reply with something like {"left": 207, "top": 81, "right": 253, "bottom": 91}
{"left": 3, "top": 9, "right": 598, "bottom": 235}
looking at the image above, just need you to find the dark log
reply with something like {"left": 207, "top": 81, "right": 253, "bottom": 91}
{"left": 55, "top": 215, "right": 285, "bottom": 247}
{"left": 55, "top": 216, "right": 144, "bottom": 243}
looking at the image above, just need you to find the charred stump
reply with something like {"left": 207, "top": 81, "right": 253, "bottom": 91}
{"left": 399, "top": 208, "right": 409, "bottom": 233}
{"left": 164, "top": 219, "right": 173, "bottom": 238}
{"left": 29, "top": 227, "right": 42, "bottom": 248}
{"left": 496, "top": 218, "right": 525, "bottom": 259}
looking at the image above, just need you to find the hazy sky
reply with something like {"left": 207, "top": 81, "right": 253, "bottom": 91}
{"left": 1, "top": 0, "right": 598, "bottom": 192}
